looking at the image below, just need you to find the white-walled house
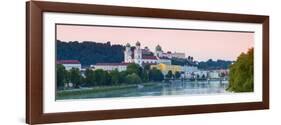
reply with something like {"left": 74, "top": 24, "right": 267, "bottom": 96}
{"left": 157, "top": 57, "right": 172, "bottom": 65}
{"left": 142, "top": 56, "right": 158, "bottom": 64}
{"left": 181, "top": 65, "right": 199, "bottom": 78}
{"left": 171, "top": 52, "right": 186, "bottom": 59}
{"left": 193, "top": 71, "right": 208, "bottom": 78}
{"left": 57, "top": 60, "right": 82, "bottom": 70}
{"left": 208, "top": 71, "right": 220, "bottom": 79}
{"left": 181, "top": 65, "right": 198, "bottom": 73}
{"left": 91, "top": 63, "right": 129, "bottom": 72}
{"left": 207, "top": 69, "right": 229, "bottom": 79}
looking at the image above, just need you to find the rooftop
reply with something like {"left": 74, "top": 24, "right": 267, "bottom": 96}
{"left": 142, "top": 56, "right": 158, "bottom": 60}
{"left": 94, "top": 63, "right": 131, "bottom": 66}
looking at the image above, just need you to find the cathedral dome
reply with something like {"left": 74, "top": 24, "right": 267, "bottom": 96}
{"left": 156, "top": 45, "right": 162, "bottom": 51}
{"left": 136, "top": 41, "right": 141, "bottom": 46}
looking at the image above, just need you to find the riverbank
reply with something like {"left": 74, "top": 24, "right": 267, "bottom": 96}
{"left": 56, "top": 82, "right": 161, "bottom": 100}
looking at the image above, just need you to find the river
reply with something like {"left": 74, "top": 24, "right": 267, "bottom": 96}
{"left": 105, "top": 80, "right": 229, "bottom": 98}
{"left": 57, "top": 80, "right": 230, "bottom": 100}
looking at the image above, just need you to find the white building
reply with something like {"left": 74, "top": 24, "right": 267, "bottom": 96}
{"left": 181, "top": 65, "right": 199, "bottom": 73}
{"left": 208, "top": 71, "right": 220, "bottom": 79}
{"left": 92, "top": 63, "right": 129, "bottom": 72}
{"left": 181, "top": 65, "right": 199, "bottom": 79}
{"left": 142, "top": 56, "right": 158, "bottom": 64}
{"left": 154, "top": 45, "right": 163, "bottom": 57}
{"left": 161, "top": 51, "right": 172, "bottom": 58}
{"left": 124, "top": 43, "right": 133, "bottom": 63}
{"left": 155, "top": 45, "right": 185, "bottom": 59}
{"left": 124, "top": 42, "right": 172, "bottom": 66}
{"left": 134, "top": 42, "right": 142, "bottom": 65}
{"left": 157, "top": 57, "right": 172, "bottom": 65}
{"left": 57, "top": 60, "right": 82, "bottom": 70}
{"left": 171, "top": 52, "right": 186, "bottom": 59}
{"left": 207, "top": 69, "right": 229, "bottom": 79}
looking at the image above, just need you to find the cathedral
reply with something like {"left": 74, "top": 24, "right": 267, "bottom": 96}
{"left": 124, "top": 41, "right": 185, "bottom": 66}
{"left": 92, "top": 41, "right": 196, "bottom": 74}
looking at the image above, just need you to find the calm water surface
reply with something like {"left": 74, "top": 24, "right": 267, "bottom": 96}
{"left": 62, "top": 80, "right": 230, "bottom": 99}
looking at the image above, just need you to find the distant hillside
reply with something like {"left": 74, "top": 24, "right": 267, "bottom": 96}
{"left": 171, "top": 57, "right": 197, "bottom": 66}
{"left": 171, "top": 57, "right": 232, "bottom": 70}
{"left": 56, "top": 40, "right": 125, "bottom": 66}
{"left": 198, "top": 59, "right": 233, "bottom": 70}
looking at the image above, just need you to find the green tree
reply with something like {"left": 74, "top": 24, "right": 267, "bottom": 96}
{"left": 140, "top": 65, "right": 150, "bottom": 82}
{"left": 227, "top": 48, "right": 254, "bottom": 92}
{"left": 93, "top": 69, "right": 111, "bottom": 86}
{"left": 125, "top": 73, "right": 142, "bottom": 84}
{"left": 149, "top": 68, "right": 164, "bottom": 82}
{"left": 110, "top": 70, "right": 120, "bottom": 85}
{"left": 105, "top": 71, "right": 111, "bottom": 85}
{"left": 126, "top": 63, "right": 149, "bottom": 83}
{"left": 65, "top": 70, "right": 70, "bottom": 84}
{"left": 165, "top": 70, "right": 173, "bottom": 79}
{"left": 127, "top": 63, "right": 142, "bottom": 76}
{"left": 79, "top": 76, "right": 86, "bottom": 87}
{"left": 142, "top": 70, "right": 149, "bottom": 82}
{"left": 144, "top": 64, "right": 151, "bottom": 71}
{"left": 175, "top": 71, "right": 181, "bottom": 79}
{"left": 69, "top": 68, "right": 82, "bottom": 88}
{"left": 119, "top": 71, "right": 128, "bottom": 84}
{"left": 84, "top": 68, "right": 95, "bottom": 86}
{"left": 56, "top": 64, "right": 66, "bottom": 89}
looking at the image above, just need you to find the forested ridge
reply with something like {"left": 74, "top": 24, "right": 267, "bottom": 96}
{"left": 57, "top": 40, "right": 125, "bottom": 66}
{"left": 197, "top": 59, "right": 233, "bottom": 70}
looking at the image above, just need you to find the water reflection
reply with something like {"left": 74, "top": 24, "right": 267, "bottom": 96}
{"left": 84, "top": 80, "right": 230, "bottom": 99}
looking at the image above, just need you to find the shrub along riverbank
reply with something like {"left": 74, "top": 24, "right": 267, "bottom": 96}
{"left": 57, "top": 63, "right": 164, "bottom": 90}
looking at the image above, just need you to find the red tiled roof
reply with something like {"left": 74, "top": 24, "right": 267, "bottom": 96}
{"left": 57, "top": 60, "right": 80, "bottom": 64}
{"left": 95, "top": 63, "right": 131, "bottom": 66}
{"left": 142, "top": 56, "right": 157, "bottom": 60}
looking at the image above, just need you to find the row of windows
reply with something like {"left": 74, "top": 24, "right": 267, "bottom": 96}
{"left": 142, "top": 60, "right": 157, "bottom": 63}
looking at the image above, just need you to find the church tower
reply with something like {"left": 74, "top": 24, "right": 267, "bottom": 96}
{"left": 155, "top": 44, "right": 163, "bottom": 57}
{"left": 124, "top": 43, "right": 132, "bottom": 63}
{"left": 134, "top": 41, "right": 142, "bottom": 66}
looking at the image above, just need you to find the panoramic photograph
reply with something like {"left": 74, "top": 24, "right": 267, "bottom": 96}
{"left": 55, "top": 24, "right": 254, "bottom": 100}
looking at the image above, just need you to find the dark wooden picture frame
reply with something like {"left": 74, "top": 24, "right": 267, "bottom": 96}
{"left": 26, "top": 1, "right": 269, "bottom": 124}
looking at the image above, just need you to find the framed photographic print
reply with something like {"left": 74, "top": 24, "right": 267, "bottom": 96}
{"left": 26, "top": 1, "right": 269, "bottom": 124}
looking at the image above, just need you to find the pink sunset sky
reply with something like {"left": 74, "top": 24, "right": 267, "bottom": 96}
{"left": 56, "top": 24, "right": 254, "bottom": 61}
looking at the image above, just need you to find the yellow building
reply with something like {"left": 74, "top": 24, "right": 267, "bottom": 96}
{"left": 150, "top": 63, "right": 182, "bottom": 75}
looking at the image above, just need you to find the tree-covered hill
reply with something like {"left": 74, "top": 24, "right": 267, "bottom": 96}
{"left": 56, "top": 40, "right": 125, "bottom": 66}
{"left": 171, "top": 57, "right": 233, "bottom": 70}
{"left": 197, "top": 59, "right": 233, "bottom": 70}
